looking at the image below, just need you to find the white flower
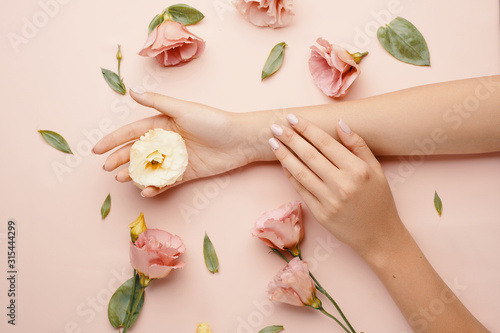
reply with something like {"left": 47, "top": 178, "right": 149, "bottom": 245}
{"left": 129, "top": 129, "right": 188, "bottom": 188}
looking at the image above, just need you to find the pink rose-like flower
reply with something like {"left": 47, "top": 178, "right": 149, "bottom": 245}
{"left": 139, "top": 20, "right": 205, "bottom": 67}
{"left": 252, "top": 201, "right": 303, "bottom": 254}
{"left": 233, "top": 0, "right": 294, "bottom": 28}
{"left": 309, "top": 38, "right": 366, "bottom": 98}
{"left": 268, "top": 257, "right": 319, "bottom": 307}
{"left": 129, "top": 229, "right": 185, "bottom": 280}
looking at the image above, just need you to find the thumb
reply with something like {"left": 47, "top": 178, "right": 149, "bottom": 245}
{"left": 130, "top": 87, "right": 195, "bottom": 118}
{"left": 336, "top": 119, "right": 378, "bottom": 166}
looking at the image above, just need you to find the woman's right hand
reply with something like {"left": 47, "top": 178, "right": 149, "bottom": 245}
{"left": 93, "top": 89, "right": 255, "bottom": 197}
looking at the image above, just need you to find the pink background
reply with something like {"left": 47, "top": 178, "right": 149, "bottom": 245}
{"left": 1, "top": 0, "right": 499, "bottom": 332}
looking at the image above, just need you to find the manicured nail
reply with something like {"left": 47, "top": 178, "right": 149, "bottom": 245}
{"left": 102, "top": 164, "right": 106, "bottom": 170}
{"left": 270, "top": 124, "right": 283, "bottom": 136}
{"left": 131, "top": 86, "right": 145, "bottom": 94}
{"left": 339, "top": 119, "right": 352, "bottom": 134}
{"left": 286, "top": 114, "right": 298, "bottom": 126}
{"left": 269, "top": 138, "right": 280, "bottom": 150}
{"left": 140, "top": 191, "right": 146, "bottom": 197}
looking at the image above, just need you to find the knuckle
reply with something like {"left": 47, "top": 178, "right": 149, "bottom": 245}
{"left": 302, "top": 147, "right": 318, "bottom": 162}
{"left": 294, "top": 169, "right": 308, "bottom": 183}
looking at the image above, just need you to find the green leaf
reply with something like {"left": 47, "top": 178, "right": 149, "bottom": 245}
{"left": 262, "top": 42, "right": 287, "bottom": 81}
{"left": 101, "top": 68, "right": 126, "bottom": 95}
{"left": 38, "top": 130, "right": 73, "bottom": 154}
{"left": 148, "top": 13, "right": 165, "bottom": 34}
{"left": 259, "top": 326, "right": 285, "bottom": 333}
{"left": 377, "top": 17, "right": 430, "bottom": 66}
{"left": 101, "top": 194, "right": 111, "bottom": 219}
{"left": 108, "top": 276, "right": 145, "bottom": 329}
{"left": 203, "top": 233, "right": 219, "bottom": 274}
{"left": 434, "top": 191, "right": 443, "bottom": 217}
{"left": 166, "top": 4, "right": 205, "bottom": 26}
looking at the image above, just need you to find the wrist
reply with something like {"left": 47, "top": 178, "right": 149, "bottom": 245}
{"left": 234, "top": 111, "right": 280, "bottom": 164}
{"left": 357, "top": 218, "right": 417, "bottom": 271}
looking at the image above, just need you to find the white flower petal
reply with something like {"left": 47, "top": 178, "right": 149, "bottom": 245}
{"left": 129, "top": 129, "right": 188, "bottom": 188}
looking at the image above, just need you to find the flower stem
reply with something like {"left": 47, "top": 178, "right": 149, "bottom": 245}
{"left": 121, "top": 272, "right": 138, "bottom": 333}
{"left": 309, "top": 271, "right": 356, "bottom": 333}
{"left": 124, "top": 286, "right": 144, "bottom": 332}
{"left": 270, "top": 247, "right": 289, "bottom": 262}
{"left": 116, "top": 45, "right": 122, "bottom": 78}
{"left": 317, "top": 306, "right": 352, "bottom": 333}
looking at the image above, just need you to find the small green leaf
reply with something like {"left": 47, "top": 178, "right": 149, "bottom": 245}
{"left": 434, "top": 191, "right": 443, "bottom": 216}
{"left": 148, "top": 13, "right": 165, "bottom": 34}
{"left": 262, "top": 42, "right": 287, "bottom": 81}
{"left": 39, "top": 130, "right": 73, "bottom": 154}
{"left": 108, "top": 275, "right": 145, "bottom": 329}
{"left": 101, "top": 68, "right": 126, "bottom": 95}
{"left": 166, "top": 4, "right": 205, "bottom": 26}
{"left": 101, "top": 194, "right": 111, "bottom": 219}
{"left": 203, "top": 233, "right": 219, "bottom": 274}
{"left": 259, "top": 326, "right": 285, "bottom": 333}
{"left": 377, "top": 17, "right": 430, "bottom": 66}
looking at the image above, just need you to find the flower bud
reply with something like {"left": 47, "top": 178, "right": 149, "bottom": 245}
{"left": 128, "top": 213, "right": 147, "bottom": 243}
{"left": 116, "top": 44, "right": 123, "bottom": 61}
{"left": 349, "top": 51, "right": 368, "bottom": 64}
{"left": 196, "top": 323, "right": 212, "bottom": 333}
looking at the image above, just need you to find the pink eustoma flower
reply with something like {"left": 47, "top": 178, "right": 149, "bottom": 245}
{"left": 139, "top": 20, "right": 205, "bottom": 67}
{"left": 233, "top": 0, "right": 294, "bottom": 28}
{"left": 268, "top": 257, "right": 320, "bottom": 307}
{"left": 129, "top": 229, "right": 185, "bottom": 280}
{"left": 309, "top": 38, "right": 365, "bottom": 98}
{"left": 252, "top": 201, "right": 303, "bottom": 254}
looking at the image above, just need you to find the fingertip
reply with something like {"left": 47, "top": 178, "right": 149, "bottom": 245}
{"left": 338, "top": 119, "right": 352, "bottom": 135}
{"left": 130, "top": 86, "right": 146, "bottom": 95}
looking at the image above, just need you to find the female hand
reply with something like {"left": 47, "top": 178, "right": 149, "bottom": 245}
{"left": 93, "top": 89, "right": 253, "bottom": 197}
{"left": 268, "top": 114, "right": 408, "bottom": 257}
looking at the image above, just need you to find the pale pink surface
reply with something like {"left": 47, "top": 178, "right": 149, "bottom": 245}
{"left": 268, "top": 257, "right": 317, "bottom": 307}
{"left": 252, "top": 200, "right": 303, "bottom": 251}
{"left": 129, "top": 229, "right": 185, "bottom": 279}
{"left": 309, "top": 38, "right": 361, "bottom": 98}
{"left": 139, "top": 20, "right": 205, "bottom": 67}
{"left": 1, "top": 1, "right": 499, "bottom": 332}
{"left": 234, "top": 0, "right": 294, "bottom": 28}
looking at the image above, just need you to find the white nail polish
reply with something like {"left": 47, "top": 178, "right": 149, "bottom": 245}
{"left": 269, "top": 138, "right": 280, "bottom": 150}
{"left": 339, "top": 119, "right": 352, "bottom": 134}
{"left": 286, "top": 114, "right": 298, "bottom": 126}
{"left": 131, "top": 87, "right": 145, "bottom": 94}
{"left": 270, "top": 124, "right": 283, "bottom": 136}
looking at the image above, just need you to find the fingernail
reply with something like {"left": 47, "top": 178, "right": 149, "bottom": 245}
{"left": 131, "top": 86, "right": 145, "bottom": 94}
{"left": 102, "top": 164, "right": 106, "bottom": 171}
{"left": 140, "top": 191, "right": 146, "bottom": 197}
{"left": 269, "top": 138, "right": 280, "bottom": 150}
{"left": 286, "top": 113, "right": 298, "bottom": 126}
{"left": 270, "top": 124, "right": 283, "bottom": 136}
{"left": 115, "top": 174, "right": 118, "bottom": 181}
{"left": 339, "top": 119, "right": 352, "bottom": 134}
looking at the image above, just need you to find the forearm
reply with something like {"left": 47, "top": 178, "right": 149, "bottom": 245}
{"left": 363, "top": 223, "right": 489, "bottom": 333}
{"left": 237, "top": 75, "right": 500, "bottom": 162}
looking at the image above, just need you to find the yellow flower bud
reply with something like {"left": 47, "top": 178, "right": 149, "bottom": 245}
{"left": 196, "top": 323, "right": 211, "bottom": 333}
{"left": 116, "top": 44, "right": 123, "bottom": 61}
{"left": 128, "top": 212, "right": 147, "bottom": 243}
